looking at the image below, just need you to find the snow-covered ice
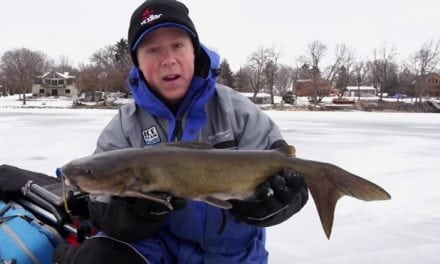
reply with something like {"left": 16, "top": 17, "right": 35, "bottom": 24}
{"left": 0, "top": 101, "right": 439, "bottom": 263}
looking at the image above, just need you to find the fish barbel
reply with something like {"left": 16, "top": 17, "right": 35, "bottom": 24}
{"left": 60, "top": 142, "right": 391, "bottom": 238}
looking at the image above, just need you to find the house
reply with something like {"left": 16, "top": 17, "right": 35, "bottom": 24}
{"left": 344, "top": 86, "right": 377, "bottom": 97}
{"left": 422, "top": 73, "right": 440, "bottom": 98}
{"left": 32, "top": 71, "right": 79, "bottom": 97}
{"left": 293, "top": 78, "right": 335, "bottom": 97}
{"left": 239, "top": 92, "right": 272, "bottom": 104}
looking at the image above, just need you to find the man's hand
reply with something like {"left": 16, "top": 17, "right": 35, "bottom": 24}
{"left": 230, "top": 169, "right": 308, "bottom": 227}
{"left": 88, "top": 193, "right": 186, "bottom": 242}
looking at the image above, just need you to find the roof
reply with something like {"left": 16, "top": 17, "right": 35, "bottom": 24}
{"left": 346, "top": 86, "right": 376, "bottom": 91}
{"left": 40, "top": 71, "right": 75, "bottom": 79}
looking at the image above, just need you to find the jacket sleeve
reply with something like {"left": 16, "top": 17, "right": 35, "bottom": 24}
{"left": 217, "top": 86, "right": 307, "bottom": 226}
{"left": 226, "top": 87, "right": 284, "bottom": 150}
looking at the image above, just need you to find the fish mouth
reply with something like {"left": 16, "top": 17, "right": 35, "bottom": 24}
{"left": 56, "top": 166, "right": 77, "bottom": 188}
{"left": 58, "top": 164, "right": 91, "bottom": 190}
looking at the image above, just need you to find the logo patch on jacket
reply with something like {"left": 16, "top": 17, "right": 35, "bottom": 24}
{"left": 142, "top": 126, "right": 161, "bottom": 145}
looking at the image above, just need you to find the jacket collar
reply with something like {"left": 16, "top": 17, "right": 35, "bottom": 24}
{"left": 128, "top": 44, "right": 220, "bottom": 142}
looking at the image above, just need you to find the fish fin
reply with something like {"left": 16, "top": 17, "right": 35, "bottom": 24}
{"left": 287, "top": 145, "right": 296, "bottom": 157}
{"left": 200, "top": 196, "right": 233, "bottom": 209}
{"left": 123, "top": 191, "right": 174, "bottom": 210}
{"left": 275, "top": 144, "right": 296, "bottom": 158}
{"left": 299, "top": 159, "right": 391, "bottom": 239}
{"left": 164, "top": 141, "right": 213, "bottom": 150}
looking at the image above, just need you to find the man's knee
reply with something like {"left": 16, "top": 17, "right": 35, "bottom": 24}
{"left": 52, "top": 236, "right": 147, "bottom": 264}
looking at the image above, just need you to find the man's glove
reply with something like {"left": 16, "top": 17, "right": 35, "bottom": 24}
{"left": 230, "top": 170, "right": 308, "bottom": 227}
{"left": 88, "top": 193, "right": 186, "bottom": 242}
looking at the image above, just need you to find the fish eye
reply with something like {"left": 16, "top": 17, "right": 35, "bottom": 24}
{"left": 84, "top": 165, "right": 95, "bottom": 175}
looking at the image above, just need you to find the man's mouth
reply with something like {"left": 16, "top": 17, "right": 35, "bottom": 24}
{"left": 163, "top": 74, "right": 180, "bottom": 81}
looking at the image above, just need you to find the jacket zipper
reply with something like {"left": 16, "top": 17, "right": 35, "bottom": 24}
{"left": 174, "top": 117, "right": 183, "bottom": 141}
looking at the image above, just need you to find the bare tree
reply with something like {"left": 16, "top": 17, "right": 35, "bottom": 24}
{"left": 324, "top": 44, "right": 355, "bottom": 99}
{"left": 274, "top": 64, "right": 295, "bottom": 97}
{"left": 90, "top": 46, "right": 115, "bottom": 93}
{"left": 409, "top": 39, "right": 440, "bottom": 102}
{"left": 300, "top": 41, "right": 354, "bottom": 103}
{"left": 352, "top": 60, "right": 369, "bottom": 101}
{"left": 397, "top": 66, "right": 415, "bottom": 100}
{"left": 55, "top": 55, "right": 77, "bottom": 74}
{"left": 0, "top": 48, "right": 51, "bottom": 104}
{"left": 246, "top": 47, "right": 272, "bottom": 101}
{"left": 263, "top": 46, "right": 282, "bottom": 104}
{"left": 87, "top": 39, "right": 131, "bottom": 94}
{"left": 302, "top": 40, "right": 327, "bottom": 103}
{"left": 307, "top": 40, "right": 327, "bottom": 69}
{"left": 76, "top": 63, "right": 101, "bottom": 93}
{"left": 370, "top": 45, "right": 398, "bottom": 101}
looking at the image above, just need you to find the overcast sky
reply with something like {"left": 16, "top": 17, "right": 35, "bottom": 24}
{"left": 1, "top": 0, "right": 439, "bottom": 71}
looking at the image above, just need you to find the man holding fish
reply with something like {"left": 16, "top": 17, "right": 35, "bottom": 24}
{"left": 53, "top": 0, "right": 309, "bottom": 263}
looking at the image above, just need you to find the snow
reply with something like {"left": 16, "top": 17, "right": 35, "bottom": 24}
{"left": 265, "top": 111, "right": 440, "bottom": 264}
{"left": 1, "top": 97, "right": 440, "bottom": 263}
{"left": 0, "top": 94, "right": 74, "bottom": 109}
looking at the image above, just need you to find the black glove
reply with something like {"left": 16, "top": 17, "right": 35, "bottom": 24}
{"left": 230, "top": 170, "right": 308, "bottom": 227}
{"left": 52, "top": 236, "right": 147, "bottom": 264}
{"left": 88, "top": 193, "right": 186, "bottom": 242}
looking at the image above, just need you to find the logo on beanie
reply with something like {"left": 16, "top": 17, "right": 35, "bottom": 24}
{"left": 140, "top": 8, "right": 163, "bottom": 25}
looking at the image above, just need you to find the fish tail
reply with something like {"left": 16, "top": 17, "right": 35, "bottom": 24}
{"left": 299, "top": 160, "right": 391, "bottom": 238}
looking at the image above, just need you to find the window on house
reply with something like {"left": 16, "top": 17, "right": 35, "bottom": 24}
{"left": 44, "top": 79, "right": 50, "bottom": 85}
{"left": 39, "top": 89, "right": 44, "bottom": 94}
{"left": 65, "top": 89, "right": 70, "bottom": 94}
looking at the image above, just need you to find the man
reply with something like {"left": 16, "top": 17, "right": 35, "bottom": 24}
{"left": 53, "top": 0, "right": 308, "bottom": 263}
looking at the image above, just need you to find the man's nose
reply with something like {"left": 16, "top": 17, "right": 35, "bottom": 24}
{"left": 161, "top": 48, "right": 177, "bottom": 66}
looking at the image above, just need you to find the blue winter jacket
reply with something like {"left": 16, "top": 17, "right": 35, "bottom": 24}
{"left": 94, "top": 45, "right": 285, "bottom": 263}
{"left": 128, "top": 46, "right": 267, "bottom": 263}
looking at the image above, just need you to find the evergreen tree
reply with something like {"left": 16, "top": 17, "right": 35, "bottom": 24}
{"left": 218, "top": 59, "right": 235, "bottom": 88}
{"left": 113, "top": 38, "right": 130, "bottom": 65}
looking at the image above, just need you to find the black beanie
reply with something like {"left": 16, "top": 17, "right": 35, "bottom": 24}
{"left": 128, "top": 0, "right": 199, "bottom": 66}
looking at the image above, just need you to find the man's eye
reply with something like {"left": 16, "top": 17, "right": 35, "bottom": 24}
{"left": 147, "top": 47, "right": 160, "bottom": 54}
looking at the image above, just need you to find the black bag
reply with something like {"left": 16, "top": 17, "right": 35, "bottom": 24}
{"left": 0, "top": 164, "right": 59, "bottom": 201}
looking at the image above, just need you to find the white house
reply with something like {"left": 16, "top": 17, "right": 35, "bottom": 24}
{"left": 239, "top": 92, "right": 272, "bottom": 104}
{"left": 344, "top": 86, "right": 377, "bottom": 97}
{"left": 32, "top": 71, "right": 79, "bottom": 97}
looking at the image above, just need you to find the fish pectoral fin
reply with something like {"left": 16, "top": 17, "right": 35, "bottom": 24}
{"left": 200, "top": 196, "right": 233, "bottom": 209}
{"left": 123, "top": 191, "right": 174, "bottom": 210}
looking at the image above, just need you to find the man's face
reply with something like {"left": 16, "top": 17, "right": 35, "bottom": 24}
{"left": 137, "top": 27, "right": 195, "bottom": 105}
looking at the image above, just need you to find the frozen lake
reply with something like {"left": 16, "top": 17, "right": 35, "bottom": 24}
{"left": 1, "top": 108, "right": 439, "bottom": 263}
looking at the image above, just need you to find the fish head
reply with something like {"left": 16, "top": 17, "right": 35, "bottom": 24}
{"left": 60, "top": 151, "right": 138, "bottom": 196}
